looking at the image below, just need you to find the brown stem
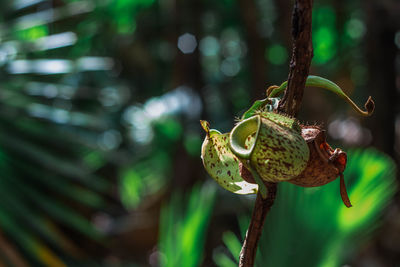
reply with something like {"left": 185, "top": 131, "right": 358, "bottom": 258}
{"left": 278, "top": 0, "right": 314, "bottom": 116}
{"left": 239, "top": 0, "right": 314, "bottom": 266}
{"left": 238, "top": 183, "right": 277, "bottom": 267}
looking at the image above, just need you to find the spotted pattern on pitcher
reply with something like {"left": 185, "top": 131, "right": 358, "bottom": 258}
{"left": 200, "top": 120, "right": 258, "bottom": 194}
{"left": 250, "top": 112, "right": 309, "bottom": 182}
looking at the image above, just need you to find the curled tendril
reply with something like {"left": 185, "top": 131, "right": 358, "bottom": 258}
{"left": 267, "top": 75, "right": 375, "bottom": 116}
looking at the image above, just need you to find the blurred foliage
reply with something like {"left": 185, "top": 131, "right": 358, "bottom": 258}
{"left": 313, "top": 6, "right": 338, "bottom": 64}
{"left": 0, "top": 0, "right": 398, "bottom": 266}
{"left": 0, "top": 0, "right": 154, "bottom": 265}
{"left": 0, "top": 143, "right": 106, "bottom": 266}
{"left": 105, "top": 0, "right": 155, "bottom": 34}
{"left": 214, "top": 148, "right": 397, "bottom": 267}
{"left": 159, "top": 183, "right": 217, "bottom": 267}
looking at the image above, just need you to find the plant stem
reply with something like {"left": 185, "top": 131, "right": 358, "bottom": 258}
{"left": 238, "top": 183, "right": 277, "bottom": 267}
{"left": 278, "top": 0, "right": 314, "bottom": 116}
{"left": 238, "top": 0, "right": 314, "bottom": 265}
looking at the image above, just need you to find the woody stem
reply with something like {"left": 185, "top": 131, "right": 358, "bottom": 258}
{"left": 238, "top": 0, "right": 314, "bottom": 266}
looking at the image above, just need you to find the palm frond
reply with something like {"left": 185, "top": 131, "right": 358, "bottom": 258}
{"left": 159, "top": 182, "right": 217, "bottom": 267}
{"left": 215, "top": 148, "right": 397, "bottom": 267}
{"left": 0, "top": 1, "right": 151, "bottom": 265}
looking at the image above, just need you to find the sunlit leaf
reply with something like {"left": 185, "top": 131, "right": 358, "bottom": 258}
{"left": 215, "top": 149, "right": 397, "bottom": 267}
{"left": 159, "top": 183, "right": 217, "bottom": 267}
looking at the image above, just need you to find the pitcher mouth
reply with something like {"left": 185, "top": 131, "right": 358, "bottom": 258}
{"left": 316, "top": 141, "right": 347, "bottom": 174}
{"left": 301, "top": 126, "right": 347, "bottom": 174}
{"left": 301, "top": 127, "right": 351, "bottom": 208}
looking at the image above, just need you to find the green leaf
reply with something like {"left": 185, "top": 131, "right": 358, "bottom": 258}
{"left": 215, "top": 148, "right": 396, "bottom": 267}
{"left": 2, "top": 174, "right": 102, "bottom": 242}
{"left": 159, "top": 183, "right": 217, "bottom": 267}
{"left": 268, "top": 75, "right": 374, "bottom": 116}
{"left": 213, "top": 251, "right": 237, "bottom": 267}
{"left": 241, "top": 98, "right": 279, "bottom": 120}
{"left": 222, "top": 231, "right": 242, "bottom": 259}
